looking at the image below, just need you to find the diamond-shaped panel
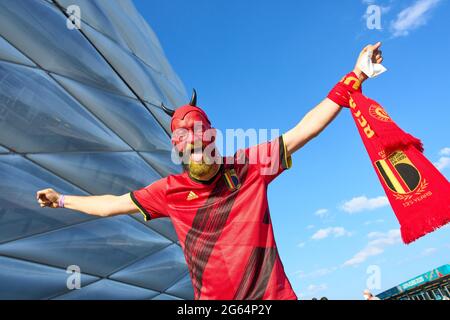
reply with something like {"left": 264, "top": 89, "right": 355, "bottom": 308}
{"left": 0, "top": 215, "right": 173, "bottom": 277}
{"left": 0, "top": 0, "right": 193, "bottom": 300}
{"left": 109, "top": 243, "right": 188, "bottom": 292}
{"left": 0, "top": 255, "right": 98, "bottom": 300}
{"left": 53, "top": 279, "right": 159, "bottom": 300}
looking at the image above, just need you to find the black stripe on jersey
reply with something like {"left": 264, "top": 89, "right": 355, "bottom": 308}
{"left": 233, "top": 247, "right": 277, "bottom": 300}
{"left": 279, "top": 135, "right": 289, "bottom": 170}
{"left": 129, "top": 191, "right": 151, "bottom": 221}
{"left": 184, "top": 160, "right": 249, "bottom": 299}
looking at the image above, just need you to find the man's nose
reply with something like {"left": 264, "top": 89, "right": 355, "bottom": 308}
{"left": 190, "top": 131, "right": 205, "bottom": 145}
{"left": 186, "top": 131, "right": 196, "bottom": 145}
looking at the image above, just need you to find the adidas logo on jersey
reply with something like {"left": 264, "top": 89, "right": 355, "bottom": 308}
{"left": 187, "top": 191, "right": 199, "bottom": 201}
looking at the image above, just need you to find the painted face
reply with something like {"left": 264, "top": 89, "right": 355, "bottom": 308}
{"left": 169, "top": 104, "right": 219, "bottom": 178}
{"left": 171, "top": 110, "right": 214, "bottom": 154}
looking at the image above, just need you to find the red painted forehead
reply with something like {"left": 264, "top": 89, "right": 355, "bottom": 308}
{"left": 170, "top": 105, "right": 211, "bottom": 131}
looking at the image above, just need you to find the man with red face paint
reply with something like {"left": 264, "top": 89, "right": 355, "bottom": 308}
{"left": 36, "top": 43, "right": 384, "bottom": 300}
{"left": 168, "top": 102, "right": 221, "bottom": 182}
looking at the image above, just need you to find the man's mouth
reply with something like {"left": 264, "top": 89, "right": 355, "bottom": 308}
{"left": 190, "top": 151, "right": 203, "bottom": 163}
{"left": 182, "top": 143, "right": 205, "bottom": 163}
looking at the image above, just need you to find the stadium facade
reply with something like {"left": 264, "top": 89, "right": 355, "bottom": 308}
{"left": 0, "top": 0, "right": 194, "bottom": 299}
{"left": 377, "top": 264, "right": 450, "bottom": 300}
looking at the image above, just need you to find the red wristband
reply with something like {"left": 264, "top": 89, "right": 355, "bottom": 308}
{"left": 327, "top": 72, "right": 362, "bottom": 107}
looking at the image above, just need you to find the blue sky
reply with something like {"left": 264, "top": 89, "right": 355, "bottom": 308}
{"left": 134, "top": 0, "right": 450, "bottom": 299}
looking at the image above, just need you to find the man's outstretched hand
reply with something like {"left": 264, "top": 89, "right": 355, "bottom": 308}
{"left": 36, "top": 188, "right": 61, "bottom": 208}
{"left": 353, "top": 42, "right": 384, "bottom": 82}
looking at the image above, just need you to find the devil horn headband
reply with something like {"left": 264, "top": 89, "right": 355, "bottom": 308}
{"left": 161, "top": 88, "right": 197, "bottom": 116}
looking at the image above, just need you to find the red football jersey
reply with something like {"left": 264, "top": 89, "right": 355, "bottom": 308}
{"left": 130, "top": 135, "right": 297, "bottom": 300}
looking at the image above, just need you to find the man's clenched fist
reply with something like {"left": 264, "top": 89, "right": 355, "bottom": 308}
{"left": 36, "top": 188, "right": 61, "bottom": 208}
{"left": 353, "top": 42, "right": 384, "bottom": 81}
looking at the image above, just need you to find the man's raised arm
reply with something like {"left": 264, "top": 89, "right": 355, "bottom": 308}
{"left": 283, "top": 42, "right": 383, "bottom": 157}
{"left": 36, "top": 188, "right": 138, "bottom": 217}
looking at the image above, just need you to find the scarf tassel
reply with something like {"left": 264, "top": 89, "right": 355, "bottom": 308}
{"left": 380, "top": 132, "right": 424, "bottom": 155}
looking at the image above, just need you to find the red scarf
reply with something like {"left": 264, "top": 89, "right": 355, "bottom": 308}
{"left": 329, "top": 73, "right": 450, "bottom": 243}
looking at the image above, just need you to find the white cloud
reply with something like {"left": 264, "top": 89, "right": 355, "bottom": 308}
{"left": 307, "top": 283, "right": 328, "bottom": 295}
{"left": 364, "top": 219, "right": 385, "bottom": 226}
{"left": 367, "top": 231, "right": 385, "bottom": 239}
{"left": 341, "top": 196, "right": 389, "bottom": 213}
{"left": 433, "top": 147, "right": 450, "bottom": 171}
{"left": 306, "top": 225, "right": 315, "bottom": 230}
{"left": 434, "top": 157, "right": 450, "bottom": 171}
{"left": 343, "top": 229, "right": 401, "bottom": 267}
{"left": 314, "top": 208, "right": 329, "bottom": 218}
{"left": 390, "top": 0, "right": 441, "bottom": 37}
{"left": 311, "top": 227, "right": 351, "bottom": 240}
{"left": 297, "top": 242, "right": 306, "bottom": 248}
{"left": 421, "top": 247, "right": 437, "bottom": 256}
{"left": 439, "top": 147, "right": 450, "bottom": 156}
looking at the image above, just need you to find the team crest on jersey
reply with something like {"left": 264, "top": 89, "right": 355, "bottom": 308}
{"left": 224, "top": 169, "right": 241, "bottom": 191}
{"left": 374, "top": 151, "right": 428, "bottom": 201}
{"left": 369, "top": 104, "right": 391, "bottom": 122}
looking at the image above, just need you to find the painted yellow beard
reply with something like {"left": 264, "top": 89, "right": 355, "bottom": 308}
{"left": 188, "top": 160, "right": 217, "bottom": 179}
{"left": 182, "top": 143, "right": 220, "bottom": 181}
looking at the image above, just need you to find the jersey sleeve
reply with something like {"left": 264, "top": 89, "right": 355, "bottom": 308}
{"left": 245, "top": 134, "right": 292, "bottom": 185}
{"left": 129, "top": 177, "right": 169, "bottom": 221}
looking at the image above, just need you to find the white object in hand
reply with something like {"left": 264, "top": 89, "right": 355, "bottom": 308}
{"left": 358, "top": 50, "right": 387, "bottom": 78}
